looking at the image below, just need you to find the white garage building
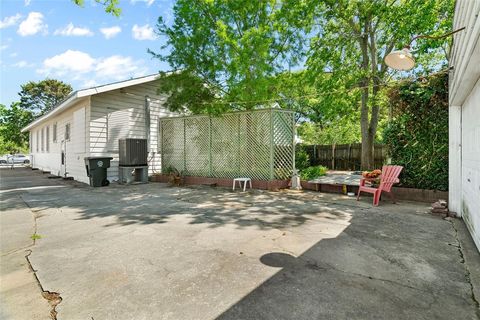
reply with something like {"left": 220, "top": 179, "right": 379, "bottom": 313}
{"left": 449, "top": 1, "right": 480, "bottom": 250}
{"left": 22, "top": 74, "right": 176, "bottom": 184}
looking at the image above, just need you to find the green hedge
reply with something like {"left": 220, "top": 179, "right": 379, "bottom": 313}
{"left": 383, "top": 73, "right": 448, "bottom": 191}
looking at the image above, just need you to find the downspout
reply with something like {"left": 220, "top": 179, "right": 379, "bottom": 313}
{"left": 144, "top": 96, "right": 152, "bottom": 173}
{"left": 144, "top": 96, "right": 151, "bottom": 152}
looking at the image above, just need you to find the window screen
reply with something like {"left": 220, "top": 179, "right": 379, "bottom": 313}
{"left": 41, "top": 128, "right": 44, "bottom": 152}
{"left": 46, "top": 126, "right": 50, "bottom": 152}
{"left": 65, "top": 123, "right": 71, "bottom": 141}
{"left": 53, "top": 123, "right": 57, "bottom": 142}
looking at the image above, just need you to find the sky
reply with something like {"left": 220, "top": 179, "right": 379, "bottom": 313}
{"left": 0, "top": 0, "right": 175, "bottom": 106}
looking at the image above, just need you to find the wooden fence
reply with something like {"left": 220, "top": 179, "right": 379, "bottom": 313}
{"left": 300, "top": 143, "right": 386, "bottom": 171}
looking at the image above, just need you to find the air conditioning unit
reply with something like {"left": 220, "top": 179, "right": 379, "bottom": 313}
{"left": 119, "top": 139, "right": 148, "bottom": 166}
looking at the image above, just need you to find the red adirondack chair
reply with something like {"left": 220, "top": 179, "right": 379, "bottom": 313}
{"left": 357, "top": 165, "right": 403, "bottom": 206}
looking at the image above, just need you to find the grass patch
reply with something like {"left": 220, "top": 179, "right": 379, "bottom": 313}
{"left": 30, "top": 234, "right": 42, "bottom": 240}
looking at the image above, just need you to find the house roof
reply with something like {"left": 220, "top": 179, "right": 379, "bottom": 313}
{"left": 21, "top": 73, "right": 161, "bottom": 132}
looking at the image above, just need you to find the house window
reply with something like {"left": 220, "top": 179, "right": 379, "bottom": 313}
{"left": 53, "top": 123, "right": 57, "bottom": 142}
{"left": 41, "top": 128, "right": 44, "bottom": 152}
{"left": 65, "top": 123, "right": 71, "bottom": 141}
{"left": 46, "top": 126, "right": 50, "bottom": 152}
{"left": 36, "top": 131, "right": 39, "bottom": 152}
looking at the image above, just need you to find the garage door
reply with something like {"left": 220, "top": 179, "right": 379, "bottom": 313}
{"left": 461, "top": 80, "right": 480, "bottom": 249}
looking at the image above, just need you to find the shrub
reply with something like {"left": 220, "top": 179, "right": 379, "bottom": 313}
{"left": 301, "top": 165, "right": 328, "bottom": 181}
{"left": 383, "top": 73, "right": 448, "bottom": 191}
{"left": 295, "top": 147, "right": 310, "bottom": 170}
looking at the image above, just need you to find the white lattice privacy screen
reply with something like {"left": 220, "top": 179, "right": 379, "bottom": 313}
{"left": 159, "top": 109, "right": 295, "bottom": 180}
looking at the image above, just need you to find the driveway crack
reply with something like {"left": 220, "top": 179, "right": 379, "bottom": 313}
{"left": 447, "top": 218, "right": 480, "bottom": 316}
{"left": 20, "top": 195, "right": 63, "bottom": 320}
{"left": 25, "top": 250, "right": 63, "bottom": 320}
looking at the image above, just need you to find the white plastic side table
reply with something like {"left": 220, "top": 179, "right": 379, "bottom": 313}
{"left": 232, "top": 178, "right": 252, "bottom": 191}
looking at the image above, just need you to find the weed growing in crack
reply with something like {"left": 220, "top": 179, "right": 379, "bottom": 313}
{"left": 30, "top": 234, "right": 42, "bottom": 240}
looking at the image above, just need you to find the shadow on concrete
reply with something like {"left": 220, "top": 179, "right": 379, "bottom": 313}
{"left": 2, "top": 167, "right": 354, "bottom": 231}
{"left": 215, "top": 212, "right": 480, "bottom": 320}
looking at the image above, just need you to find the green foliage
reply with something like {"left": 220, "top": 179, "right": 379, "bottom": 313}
{"left": 306, "top": 0, "right": 454, "bottom": 168}
{"left": 383, "top": 73, "right": 448, "bottom": 191}
{"left": 19, "top": 79, "right": 72, "bottom": 116}
{"left": 72, "top": 0, "right": 121, "bottom": 17}
{"left": 297, "top": 119, "right": 361, "bottom": 145}
{"left": 0, "top": 102, "right": 34, "bottom": 154}
{"left": 30, "top": 233, "right": 42, "bottom": 240}
{"left": 155, "top": 71, "right": 220, "bottom": 114}
{"left": 295, "top": 147, "right": 310, "bottom": 171}
{"left": 151, "top": 0, "right": 313, "bottom": 112}
{"left": 300, "top": 165, "right": 328, "bottom": 181}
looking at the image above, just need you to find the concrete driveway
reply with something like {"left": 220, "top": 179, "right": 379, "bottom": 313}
{"left": 1, "top": 168, "right": 479, "bottom": 320}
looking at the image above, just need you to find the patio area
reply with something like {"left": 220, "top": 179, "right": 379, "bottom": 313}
{"left": 1, "top": 168, "right": 479, "bottom": 320}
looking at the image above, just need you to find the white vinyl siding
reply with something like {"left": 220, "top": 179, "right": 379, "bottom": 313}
{"left": 36, "top": 131, "right": 39, "bottom": 152}
{"left": 73, "top": 107, "right": 86, "bottom": 153}
{"left": 106, "top": 107, "right": 140, "bottom": 152}
{"left": 90, "top": 80, "right": 176, "bottom": 180}
{"left": 28, "top": 99, "right": 90, "bottom": 183}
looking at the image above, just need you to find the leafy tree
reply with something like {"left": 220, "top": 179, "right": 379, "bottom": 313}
{"left": 0, "top": 102, "right": 34, "bottom": 153}
{"left": 151, "top": 0, "right": 313, "bottom": 112}
{"left": 19, "top": 79, "right": 72, "bottom": 116}
{"left": 306, "top": 0, "right": 454, "bottom": 169}
{"left": 72, "top": 0, "right": 121, "bottom": 17}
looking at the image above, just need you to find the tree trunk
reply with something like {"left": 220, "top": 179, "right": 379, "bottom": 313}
{"left": 359, "top": 25, "right": 373, "bottom": 170}
{"left": 361, "top": 127, "right": 375, "bottom": 170}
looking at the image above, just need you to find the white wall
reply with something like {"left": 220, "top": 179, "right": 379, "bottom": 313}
{"left": 460, "top": 80, "right": 480, "bottom": 249}
{"left": 29, "top": 98, "right": 90, "bottom": 184}
{"left": 449, "top": 0, "right": 480, "bottom": 250}
{"left": 89, "top": 79, "right": 177, "bottom": 181}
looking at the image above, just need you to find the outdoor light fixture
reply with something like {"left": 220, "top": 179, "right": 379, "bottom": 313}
{"left": 385, "top": 27, "right": 466, "bottom": 71}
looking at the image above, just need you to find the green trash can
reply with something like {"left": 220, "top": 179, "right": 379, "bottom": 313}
{"left": 84, "top": 157, "right": 113, "bottom": 187}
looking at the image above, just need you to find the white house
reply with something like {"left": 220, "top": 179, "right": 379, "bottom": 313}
{"left": 22, "top": 74, "right": 176, "bottom": 184}
{"left": 449, "top": 1, "right": 480, "bottom": 250}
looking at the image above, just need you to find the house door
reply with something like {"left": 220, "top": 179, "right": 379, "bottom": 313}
{"left": 60, "top": 140, "right": 67, "bottom": 177}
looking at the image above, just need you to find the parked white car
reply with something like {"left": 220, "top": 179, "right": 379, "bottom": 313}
{"left": 7, "top": 154, "right": 30, "bottom": 164}
{"left": 0, "top": 155, "right": 8, "bottom": 164}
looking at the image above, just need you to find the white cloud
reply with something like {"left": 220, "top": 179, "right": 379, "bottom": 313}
{"left": 100, "top": 26, "right": 121, "bottom": 39}
{"left": 10, "top": 52, "right": 18, "bottom": 57}
{"left": 54, "top": 23, "right": 93, "bottom": 37}
{"left": 17, "top": 12, "right": 47, "bottom": 36}
{"left": 13, "top": 60, "right": 34, "bottom": 68}
{"left": 39, "top": 50, "right": 96, "bottom": 76}
{"left": 132, "top": 24, "right": 156, "bottom": 40}
{"left": 0, "top": 14, "right": 22, "bottom": 29}
{"left": 25, "top": 0, "right": 31, "bottom": 6}
{"left": 130, "top": 0, "right": 155, "bottom": 7}
{"left": 95, "top": 55, "right": 147, "bottom": 80}
{"left": 38, "top": 50, "right": 148, "bottom": 86}
{"left": 0, "top": 45, "right": 8, "bottom": 51}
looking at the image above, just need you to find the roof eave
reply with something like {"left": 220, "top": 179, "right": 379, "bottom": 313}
{"left": 20, "top": 73, "right": 163, "bottom": 132}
